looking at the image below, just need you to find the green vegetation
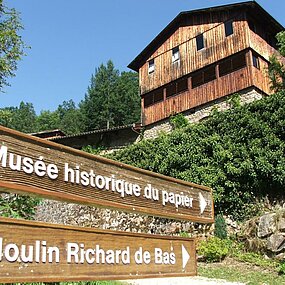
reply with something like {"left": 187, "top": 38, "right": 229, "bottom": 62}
{"left": 197, "top": 237, "right": 232, "bottom": 262}
{"left": 0, "top": 194, "right": 39, "bottom": 220}
{"left": 0, "top": 0, "right": 28, "bottom": 91}
{"left": 214, "top": 214, "right": 227, "bottom": 239}
{"left": 198, "top": 263, "right": 285, "bottom": 285}
{"left": 81, "top": 60, "right": 140, "bottom": 131}
{"left": 110, "top": 90, "right": 285, "bottom": 220}
{"left": 269, "top": 31, "right": 285, "bottom": 92}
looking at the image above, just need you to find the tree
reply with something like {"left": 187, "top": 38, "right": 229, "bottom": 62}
{"left": 0, "top": 0, "right": 27, "bottom": 91}
{"left": 36, "top": 110, "right": 60, "bottom": 132}
{"left": 57, "top": 99, "right": 84, "bottom": 134}
{"left": 80, "top": 60, "right": 140, "bottom": 131}
{"left": 268, "top": 31, "right": 285, "bottom": 92}
{"left": 10, "top": 101, "right": 36, "bottom": 133}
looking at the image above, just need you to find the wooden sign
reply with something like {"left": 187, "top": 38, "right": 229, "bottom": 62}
{"left": 0, "top": 126, "right": 214, "bottom": 223}
{"left": 0, "top": 217, "right": 196, "bottom": 283}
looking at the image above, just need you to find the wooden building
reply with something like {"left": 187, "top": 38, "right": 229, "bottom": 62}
{"left": 128, "top": 1, "right": 284, "bottom": 132}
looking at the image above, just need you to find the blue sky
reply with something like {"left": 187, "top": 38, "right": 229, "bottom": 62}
{"left": 2, "top": 0, "right": 285, "bottom": 114}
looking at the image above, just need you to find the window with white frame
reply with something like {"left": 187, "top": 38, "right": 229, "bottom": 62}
{"left": 172, "top": 46, "right": 180, "bottom": 63}
{"left": 148, "top": 59, "right": 155, "bottom": 74}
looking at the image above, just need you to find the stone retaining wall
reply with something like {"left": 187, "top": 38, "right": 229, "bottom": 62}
{"left": 35, "top": 199, "right": 214, "bottom": 238}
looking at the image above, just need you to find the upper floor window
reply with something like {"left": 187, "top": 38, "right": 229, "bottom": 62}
{"left": 252, "top": 53, "right": 260, "bottom": 69}
{"left": 144, "top": 87, "right": 164, "bottom": 108}
{"left": 219, "top": 52, "right": 247, "bottom": 77}
{"left": 166, "top": 77, "right": 188, "bottom": 98}
{"left": 224, "top": 20, "right": 234, "bottom": 37}
{"left": 192, "top": 65, "right": 216, "bottom": 88}
{"left": 172, "top": 46, "right": 180, "bottom": 63}
{"left": 148, "top": 59, "right": 155, "bottom": 74}
{"left": 196, "top": 34, "right": 204, "bottom": 51}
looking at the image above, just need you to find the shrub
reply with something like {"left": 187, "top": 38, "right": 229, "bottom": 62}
{"left": 110, "top": 91, "right": 285, "bottom": 221}
{"left": 197, "top": 237, "right": 232, "bottom": 262}
{"left": 214, "top": 214, "right": 227, "bottom": 239}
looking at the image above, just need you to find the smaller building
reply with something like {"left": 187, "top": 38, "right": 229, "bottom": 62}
{"left": 30, "top": 129, "right": 66, "bottom": 140}
{"left": 49, "top": 124, "right": 141, "bottom": 152}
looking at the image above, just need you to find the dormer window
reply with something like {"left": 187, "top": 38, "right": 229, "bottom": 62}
{"left": 172, "top": 46, "right": 180, "bottom": 63}
{"left": 196, "top": 34, "right": 205, "bottom": 51}
{"left": 148, "top": 59, "right": 155, "bottom": 74}
{"left": 224, "top": 20, "right": 234, "bottom": 37}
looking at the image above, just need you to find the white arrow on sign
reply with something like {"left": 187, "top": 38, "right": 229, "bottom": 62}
{"left": 199, "top": 192, "right": 207, "bottom": 214}
{"left": 181, "top": 244, "right": 190, "bottom": 269}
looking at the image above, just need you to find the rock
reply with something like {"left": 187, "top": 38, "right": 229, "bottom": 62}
{"left": 257, "top": 213, "right": 276, "bottom": 238}
{"left": 278, "top": 218, "right": 285, "bottom": 232}
{"left": 267, "top": 233, "right": 285, "bottom": 253}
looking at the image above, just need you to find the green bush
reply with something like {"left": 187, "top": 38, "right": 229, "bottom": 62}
{"left": 214, "top": 214, "right": 227, "bottom": 239}
{"left": 198, "top": 237, "right": 232, "bottom": 262}
{"left": 109, "top": 91, "right": 285, "bottom": 221}
{"left": 278, "top": 261, "right": 285, "bottom": 275}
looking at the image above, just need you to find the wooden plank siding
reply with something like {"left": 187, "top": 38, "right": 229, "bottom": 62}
{"left": 143, "top": 63, "right": 255, "bottom": 126}
{"left": 140, "top": 11, "right": 249, "bottom": 95}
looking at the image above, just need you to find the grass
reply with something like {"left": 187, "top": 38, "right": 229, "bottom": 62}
{"left": 198, "top": 257, "right": 285, "bottom": 285}
{"left": 197, "top": 238, "right": 285, "bottom": 285}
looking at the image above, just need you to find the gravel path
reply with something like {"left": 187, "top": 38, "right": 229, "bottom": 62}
{"left": 124, "top": 277, "right": 245, "bottom": 285}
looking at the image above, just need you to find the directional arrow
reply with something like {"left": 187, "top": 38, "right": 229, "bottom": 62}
{"left": 199, "top": 192, "right": 207, "bottom": 214}
{"left": 181, "top": 244, "right": 190, "bottom": 269}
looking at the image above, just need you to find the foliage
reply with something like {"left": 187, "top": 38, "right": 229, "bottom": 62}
{"left": 80, "top": 60, "right": 140, "bottom": 131}
{"left": 0, "top": 194, "right": 40, "bottom": 220}
{"left": 232, "top": 250, "right": 278, "bottom": 269}
{"left": 82, "top": 145, "right": 106, "bottom": 155}
{"left": 199, "top": 263, "right": 285, "bottom": 285}
{"left": 214, "top": 214, "right": 227, "bottom": 239}
{"left": 278, "top": 260, "right": 285, "bottom": 275}
{"left": 269, "top": 31, "right": 285, "bottom": 92}
{"left": 109, "top": 90, "right": 285, "bottom": 220}
{"left": 170, "top": 113, "right": 189, "bottom": 129}
{"left": 198, "top": 237, "right": 232, "bottom": 262}
{"left": 0, "top": 0, "right": 28, "bottom": 91}
{"left": 57, "top": 100, "right": 85, "bottom": 134}
{"left": 0, "top": 101, "right": 36, "bottom": 133}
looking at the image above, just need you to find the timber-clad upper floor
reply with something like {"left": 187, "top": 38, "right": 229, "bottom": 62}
{"left": 129, "top": 1, "right": 284, "bottom": 95}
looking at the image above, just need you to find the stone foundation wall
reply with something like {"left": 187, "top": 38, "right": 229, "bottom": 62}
{"left": 143, "top": 88, "right": 264, "bottom": 140}
{"left": 35, "top": 200, "right": 214, "bottom": 238}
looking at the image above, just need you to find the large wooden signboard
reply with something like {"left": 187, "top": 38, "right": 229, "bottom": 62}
{"left": 0, "top": 126, "right": 214, "bottom": 223}
{"left": 0, "top": 217, "right": 196, "bottom": 283}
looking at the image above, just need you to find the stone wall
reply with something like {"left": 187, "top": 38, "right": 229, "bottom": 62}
{"left": 35, "top": 199, "right": 214, "bottom": 238}
{"left": 143, "top": 88, "right": 264, "bottom": 140}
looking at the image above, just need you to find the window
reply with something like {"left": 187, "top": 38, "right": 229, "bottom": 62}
{"left": 224, "top": 20, "right": 234, "bottom": 37}
{"left": 153, "top": 88, "right": 164, "bottom": 104}
{"left": 219, "top": 52, "right": 247, "bottom": 77}
{"left": 252, "top": 53, "right": 260, "bottom": 69}
{"left": 148, "top": 59, "right": 155, "bottom": 74}
{"left": 166, "top": 77, "right": 188, "bottom": 98}
{"left": 192, "top": 65, "right": 216, "bottom": 88}
{"left": 196, "top": 34, "right": 204, "bottom": 51}
{"left": 143, "top": 88, "right": 163, "bottom": 108}
{"left": 177, "top": 77, "right": 188, "bottom": 93}
{"left": 172, "top": 46, "right": 180, "bottom": 63}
